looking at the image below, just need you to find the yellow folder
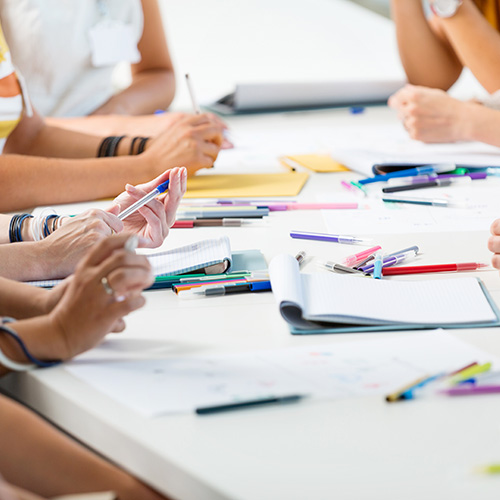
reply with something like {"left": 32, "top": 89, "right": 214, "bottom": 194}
{"left": 185, "top": 172, "right": 309, "bottom": 199}
{"left": 280, "top": 154, "right": 349, "bottom": 173}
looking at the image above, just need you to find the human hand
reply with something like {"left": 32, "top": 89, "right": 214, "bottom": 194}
{"left": 144, "top": 113, "right": 224, "bottom": 176}
{"left": 48, "top": 234, "right": 153, "bottom": 360}
{"left": 388, "top": 84, "right": 469, "bottom": 143}
{"left": 488, "top": 219, "right": 500, "bottom": 271}
{"left": 107, "top": 166, "right": 187, "bottom": 248}
{"left": 37, "top": 210, "right": 122, "bottom": 280}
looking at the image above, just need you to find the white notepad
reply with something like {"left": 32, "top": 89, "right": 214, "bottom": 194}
{"left": 269, "top": 254, "right": 499, "bottom": 331}
{"left": 27, "top": 236, "right": 232, "bottom": 288}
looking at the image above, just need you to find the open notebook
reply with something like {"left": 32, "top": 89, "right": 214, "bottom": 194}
{"left": 28, "top": 236, "right": 234, "bottom": 288}
{"left": 269, "top": 254, "right": 500, "bottom": 334}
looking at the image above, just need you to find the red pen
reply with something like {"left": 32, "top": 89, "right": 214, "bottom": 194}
{"left": 382, "top": 262, "right": 489, "bottom": 276}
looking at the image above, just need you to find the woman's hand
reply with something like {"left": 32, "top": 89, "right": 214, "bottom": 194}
{"left": 488, "top": 219, "right": 500, "bottom": 271}
{"left": 37, "top": 210, "right": 122, "bottom": 279}
{"left": 144, "top": 113, "right": 224, "bottom": 176}
{"left": 48, "top": 234, "right": 154, "bottom": 360}
{"left": 388, "top": 84, "right": 470, "bottom": 143}
{"left": 107, "top": 166, "right": 187, "bottom": 248}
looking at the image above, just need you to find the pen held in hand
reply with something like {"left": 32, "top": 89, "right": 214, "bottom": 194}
{"left": 117, "top": 180, "right": 170, "bottom": 221}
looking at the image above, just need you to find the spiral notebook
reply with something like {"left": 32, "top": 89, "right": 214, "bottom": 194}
{"left": 269, "top": 254, "right": 500, "bottom": 334}
{"left": 28, "top": 236, "right": 234, "bottom": 288}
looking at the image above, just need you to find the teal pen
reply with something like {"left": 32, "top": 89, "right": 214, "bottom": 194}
{"left": 196, "top": 394, "right": 305, "bottom": 415}
{"left": 373, "top": 252, "right": 383, "bottom": 279}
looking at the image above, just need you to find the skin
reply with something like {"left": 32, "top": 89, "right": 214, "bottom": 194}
{"left": 0, "top": 167, "right": 187, "bottom": 281}
{"left": 1, "top": 108, "right": 221, "bottom": 212}
{"left": 0, "top": 235, "right": 172, "bottom": 499}
{"left": 391, "top": 0, "right": 500, "bottom": 92}
{"left": 488, "top": 218, "right": 500, "bottom": 270}
{"left": 389, "top": 84, "right": 500, "bottom": 147}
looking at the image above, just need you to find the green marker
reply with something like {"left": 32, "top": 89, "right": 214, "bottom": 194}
{"left": 478, "top": 464, "right": 500, "bottom": 474}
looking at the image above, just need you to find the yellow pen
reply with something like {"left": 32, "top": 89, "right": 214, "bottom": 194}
{"left": 385, "top": 375, "right": 431, "bottom": 402}
{"left": 477, "top": 464, "right": 500, "bottom": 474}
{"left": 448, "top": 362, "right": 492, "bottom": 385}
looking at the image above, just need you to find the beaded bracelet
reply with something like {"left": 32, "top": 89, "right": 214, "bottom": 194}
{"left": 9, "top": 213, "right": 34, "bottom": 243}
{"left": 0, "top": 320, "right": 61, "bottom": 369}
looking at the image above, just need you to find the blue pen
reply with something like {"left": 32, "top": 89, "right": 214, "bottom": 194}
{"left": 118, "top": 180, "right": 170, "bottom": 221}
{"left": 373, "top": 252, "right": 383, "bottom": 279}
{"left": 361, "top": 252, "right": 412, "bottom": 273}
{"left": 359, "top": 165, "right": 451, "bottom": 185}
{"left": 400, "top": 373, "right": 446, "bottom": 400}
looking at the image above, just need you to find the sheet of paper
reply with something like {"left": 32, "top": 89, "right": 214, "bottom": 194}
{"left": 184, "top": 172, "right": 309, "bottom": 198}
{"left": 321, "top": 180, "right": 500, "bottom": 234}
{"left": 303, "top": 273, "right": 496, "bottom": 325}
{"left": 65, "top": 331, "right": 498, "bottom": 416}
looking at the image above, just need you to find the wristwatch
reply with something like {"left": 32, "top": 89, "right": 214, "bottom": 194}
{"left": 429, "top": 0, "right": 463, "bottom": 17}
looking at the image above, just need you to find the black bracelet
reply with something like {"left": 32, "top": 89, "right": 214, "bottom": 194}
{"left": 97, "top": 136, "right": 112, "bottom": 157}
{"left": 9, "top": 213, "right": 33, "bottom": 243}
{"left": 137, "top": 137, "right": 150, "bottom": 155}
{"left": 97, "top": 136, "right": 126, "bottom": 157}
{"left": 129, "top": 136, "right": 142, "bottom": 156}
{"left": 106, "top": 135, "right": 126, "bottom": 157}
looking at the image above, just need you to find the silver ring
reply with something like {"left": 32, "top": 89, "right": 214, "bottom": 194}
{"left": 101, "top": 276, "right": 114, "bottom": 295}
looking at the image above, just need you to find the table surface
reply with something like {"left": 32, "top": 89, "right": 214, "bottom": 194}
{"left": 4, "top": 1, "right": 500, "bottom": 499}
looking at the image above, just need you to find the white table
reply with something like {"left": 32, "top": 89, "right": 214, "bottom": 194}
{"left": 4, "top": 1, "right": 500, "bottom": 499}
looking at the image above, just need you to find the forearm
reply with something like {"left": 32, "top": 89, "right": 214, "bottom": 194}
{"left": 391, "top": 0, "right": 462, "bottom": 88}
{"left": 92, "top": 69, "right": 175, "bottom": 115}
{"left": 0, "top": 276, "right": 47, "bottom": 317}
{"left": 0, "top": 243, "right": 51, "bottom": 282}
{"left": 0, "top": 154, "right": 152, "bottom": 211}
{"left": 462, "top": 102, "right": 500, "bottom": 146}
{"left": 0, "top": 395, "right": 146, "bottom": 499}
{"left": 438, "top": 0, "right": 500, "bottom": 92}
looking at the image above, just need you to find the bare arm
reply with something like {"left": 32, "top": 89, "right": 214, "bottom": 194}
{"left": 437, "top": 0, "right": 500, "bottom": 92}
{"left": 391, "top": 0, "right": 463, "bottom": 89}
{"left": 91, "top": 0, "right": 175, "bottom": 115}
{"left": 0, "top": 395, "right": 164, "bottom": 500}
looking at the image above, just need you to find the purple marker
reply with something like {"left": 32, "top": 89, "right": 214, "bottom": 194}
{"left": 290, "top": 230, "right": 370, "bottom": 244}
{"left": 441, "top": 385, "right": 500, "bottom": 396}
{"left": 361, "top": 252, "right": 412, "bottom": 273}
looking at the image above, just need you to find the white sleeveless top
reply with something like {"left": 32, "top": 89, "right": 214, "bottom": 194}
{"left": 0, "top": 0, "right": 144, "bottom": 117}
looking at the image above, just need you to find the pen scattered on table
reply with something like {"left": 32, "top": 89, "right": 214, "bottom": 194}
{"left": 386, "top": 172, "right": 487, "bottom": 185}
{"left": 178, "top": 280, "right": 271, "bottom": 299}
{"left": 343, "top": 245, "right": 381, "bottom": 266}
{"left": 172, "top": 219, "right": 263, "bottom": 228}
{"left": 382, "top": 177, "right": 470, "bottom": 194}
{"left": 372, "top": 252, "right": 383, "bottom": 279}
{"left": 319, "top": 261, "right": 369, "bottom": 276}
{"left": 361, "top": 249, "right": 417, "bottom": 274}
{"left": 295, "top": 251, "right": 307, "bottom": 268}
{"left": 196, "top": 394, "right": 305, "bottom": 415}
{"left": 290, "top": 230, "right": 370, "bottom": 244}
{"left": 359, "top": 164, "right": 454, "bottom": 185}
{"left": 382, "top": 195, "right": 467, "bottom": 208}
{"left": 382, "top": 262, "right": 489, "bottom": 276}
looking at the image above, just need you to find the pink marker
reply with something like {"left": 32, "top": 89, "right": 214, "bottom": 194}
{"left": 267, "top": 202, "right": 358, "bottom": 211}
{"left": 342, "top": 245, "right": 382, "bottom": 267}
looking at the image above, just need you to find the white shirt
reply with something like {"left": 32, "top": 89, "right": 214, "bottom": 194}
{"left": 0, "top": 0, "right": 144, "bottom": 117}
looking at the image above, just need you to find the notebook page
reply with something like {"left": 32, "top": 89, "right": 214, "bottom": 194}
{"left": 269, "top": 254, "right": 304, "bottom": 309}
{"left": 303, "top": 274, "right": 496, "bottom": 325}
{"left": 148, "top": 236, "right": 232, "bottom": 276}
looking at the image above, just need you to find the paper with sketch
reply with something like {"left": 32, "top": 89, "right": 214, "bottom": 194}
{"left": 65, "top": 331, "right": 497, "bottom": 416}
{"left": 321, "top": 180, "right": 500, "bottom": 234}
{"left": 269, "top": 254, "right": 497, "bottom": 329}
